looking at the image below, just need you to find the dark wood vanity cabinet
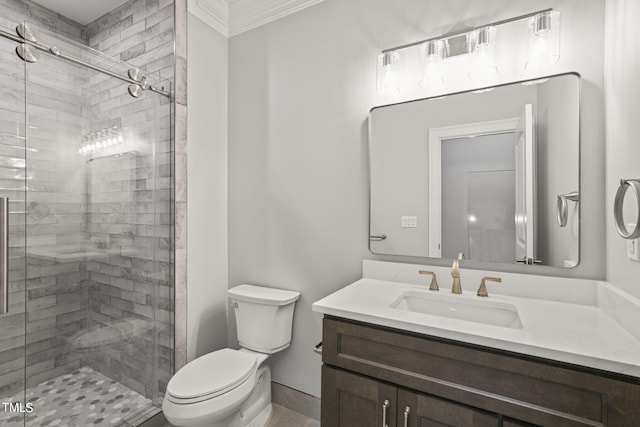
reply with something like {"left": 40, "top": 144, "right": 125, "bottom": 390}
{"left": 322, "top": 366, "right": 395, "bottom": 427}
{"left": 397, "top": 388, "right": 500, "bottom": 426}
{"left": 322, "top": 365, "right": 498, "bottom": 426}
{"left": 320, "top": 316, "right": 640, "bottom": 426}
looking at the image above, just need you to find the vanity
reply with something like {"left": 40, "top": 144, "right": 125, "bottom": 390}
{"left": 312, "top": 261, "right": 640, "bottom": 426}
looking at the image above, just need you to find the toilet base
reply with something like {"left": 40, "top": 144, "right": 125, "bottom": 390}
{"left": 211, "top": 366, "right": 273, "bottom": 427}
{"left": 165, "top": 365, "right": 273, "bottom": 427}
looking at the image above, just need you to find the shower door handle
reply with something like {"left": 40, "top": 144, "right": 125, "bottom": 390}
{"left": 0, "top": 197, "right": 8, "bottom": 314}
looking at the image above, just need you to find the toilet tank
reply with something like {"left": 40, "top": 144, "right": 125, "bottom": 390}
{"left": 228, "top": 285, "right": 301, "bottom": 354}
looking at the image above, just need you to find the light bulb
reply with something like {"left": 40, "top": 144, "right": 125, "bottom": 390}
{"left": 419, "top": 40, "right": 445, "bottom": 89}
{"left": 525, "top": 11, "right": 561, "bottom": 73}
{"left": 468, "top": 26, "right": 498, "bottom": 81}
{"left": 376, "top": 51, "right": 400, "bottom": 94}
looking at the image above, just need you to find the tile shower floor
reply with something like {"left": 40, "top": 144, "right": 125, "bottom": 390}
{"left": 6, "top": 366, "right": 151, "bottom": 426}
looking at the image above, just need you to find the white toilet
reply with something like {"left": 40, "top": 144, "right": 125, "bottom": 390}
{"left": 162, "top": 284, "right": 301, "bottom": 427}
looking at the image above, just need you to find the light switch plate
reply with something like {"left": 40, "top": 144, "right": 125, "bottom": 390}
{"left": 401, "top": 216, "right": 417, "bottom": 228}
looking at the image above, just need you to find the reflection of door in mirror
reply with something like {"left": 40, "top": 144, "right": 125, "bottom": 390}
{"left": 441, "top": 134, "right": 516, "bottom": 263}
{"left": 515, "top": 104, "right": 538, "bottom": 264}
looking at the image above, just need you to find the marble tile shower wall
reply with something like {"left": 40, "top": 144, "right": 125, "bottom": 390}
{"left": 83, "top": 0, "right": 174, "bottom": 399}
{"left": 0, "top": 0, "right": 86, "bottom": 44}
{"left": 0, "top": 0, "right": 175, "bottom": 402}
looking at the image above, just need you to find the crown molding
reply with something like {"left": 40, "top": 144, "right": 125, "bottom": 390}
{"left": 229, "top": 0, "right": 326, "bottom": 37}
{"left": 187, "top": 0, "right": 326, "bottom": 38}
{"left": 188, "top": 0, "right": 229, "bottom": 37}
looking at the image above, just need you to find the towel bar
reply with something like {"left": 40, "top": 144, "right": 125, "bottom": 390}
{"left": 614, "top": 179, "right": 640, "bottom": 239}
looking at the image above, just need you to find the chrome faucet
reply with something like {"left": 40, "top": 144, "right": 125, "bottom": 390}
{"left": 418, "top": 270, "right": 439, "bottom": 291}
{"left": 451, "top": 252, "right": 464, "bottom": 294}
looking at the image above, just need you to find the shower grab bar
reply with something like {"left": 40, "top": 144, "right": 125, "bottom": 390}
{"left": 556, "top": 191, "right": 579, "bottom": 227}
{"left": 614, "top": 179, "right": 640, "bottom": 239}
{"left": 0, "top": 197, "right": 8, "bottom": 314}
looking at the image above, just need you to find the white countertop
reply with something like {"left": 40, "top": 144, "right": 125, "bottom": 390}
{"left": 312, "top": 261, "right": 640, "bottom": 378}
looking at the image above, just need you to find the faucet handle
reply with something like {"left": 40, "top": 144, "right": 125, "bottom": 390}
{"left": 418, "top": 270, "right": 439, "bottom": 291}
{"left": 457, "top": 252, "right": 465, "bottom": 260}
{"left": 477, "top": 277, "right": 502, "bottom": 297}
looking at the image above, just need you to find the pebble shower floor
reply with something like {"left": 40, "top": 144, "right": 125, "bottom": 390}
{"left": 5, "top": 367, "right": 150, "bottom": 426}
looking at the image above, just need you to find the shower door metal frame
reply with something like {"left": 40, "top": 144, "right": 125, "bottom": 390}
{"left": 0, "top": 23, "right": 171, "bottom": 98}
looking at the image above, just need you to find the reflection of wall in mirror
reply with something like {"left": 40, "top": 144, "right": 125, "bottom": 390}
{"left": 369, "top": 101, "right": 431, "bottom": 257}
{"left": 536, "top": 77, "right": 580, "bottom": 267}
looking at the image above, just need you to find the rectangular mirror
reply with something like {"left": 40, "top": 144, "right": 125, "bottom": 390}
{"left": 369, "top": 73, "right": 580, "bottom": 268}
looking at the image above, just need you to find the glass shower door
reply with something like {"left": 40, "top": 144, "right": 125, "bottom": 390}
{"left": 0, "top": 26, "right": 27, "bottom": 427}
{"left": 19, "top": 22, "right": 172, "bottom": 427}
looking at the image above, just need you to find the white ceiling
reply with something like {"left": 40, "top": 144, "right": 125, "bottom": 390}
{"left": 30, "top": 0, "right": 131, "bottom": 25}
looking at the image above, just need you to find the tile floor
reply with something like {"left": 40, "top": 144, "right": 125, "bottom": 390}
{"left": 268, "top": 404, "right": 320, "bottom": 427}
{"left": 3, "top": 366, "right": 151, "bottom": 426}
{"left": 163, "top": 404, "right": 319, "bottom": 427}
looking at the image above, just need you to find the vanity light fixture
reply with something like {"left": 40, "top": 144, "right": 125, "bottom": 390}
{"left": 419, "top": 39, "right": 445, "bottom": 89}
{"left": 375, "top": 8, "right": 560, "bottom": 93}
{"left": 525, "top": 11, "right": 561, "bottom": 72}
{"left": 376, "top": 51, "right": 400, "bottom": 94}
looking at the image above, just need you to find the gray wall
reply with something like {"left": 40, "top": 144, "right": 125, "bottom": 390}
{"left": 186, "top": 13, "right": 229, "bottom": 361}
{"left": 229, "top": 0, "right": 605, "bottom": 397}
{"left": 605, "top": 0, "right": 640, "bottom": 299}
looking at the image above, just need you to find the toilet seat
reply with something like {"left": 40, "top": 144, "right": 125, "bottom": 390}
{"left": 167, "top": 348, "right": 258, "bottom": 404}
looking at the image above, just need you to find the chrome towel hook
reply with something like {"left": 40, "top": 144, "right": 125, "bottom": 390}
{"left": 557, "top": 191, "right": 579, "bottom": 227}
{"left": 614, "top": 179, "right": 640, "bottom": 239}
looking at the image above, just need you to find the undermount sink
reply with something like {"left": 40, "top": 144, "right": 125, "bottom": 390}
{"left": 391, "top": 291, "right": 523, "bottom": 329}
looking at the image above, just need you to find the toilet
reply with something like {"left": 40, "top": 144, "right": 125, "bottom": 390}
{"left": 162, "top": 284, "right": 301, "bottom": 427}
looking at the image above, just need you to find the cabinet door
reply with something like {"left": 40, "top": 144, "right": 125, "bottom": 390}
{"left": 397, "top": 388, "right": 499, "bottom": 427}
{"left": 322, "top": 365, "right": 397, "bottom": 427}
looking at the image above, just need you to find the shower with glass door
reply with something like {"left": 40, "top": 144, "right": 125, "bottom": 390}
{"left": 0, "top": 10, "right": 174, "bottom": 427}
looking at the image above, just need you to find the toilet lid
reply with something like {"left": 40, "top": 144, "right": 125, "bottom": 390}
{"left": 167, "top": 348, "right": 257, "bottom": 400}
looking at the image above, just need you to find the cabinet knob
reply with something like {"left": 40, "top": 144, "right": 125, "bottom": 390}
{"left": 403, "top": 406, "right": 411, "bottom": 427}
{"left": 382, "top": 399, "right": 390, "bottom": 427}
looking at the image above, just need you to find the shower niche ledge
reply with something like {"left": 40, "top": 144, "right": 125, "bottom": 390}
{"left": 28, "top": 244, "right": 139, "bottom": 263}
